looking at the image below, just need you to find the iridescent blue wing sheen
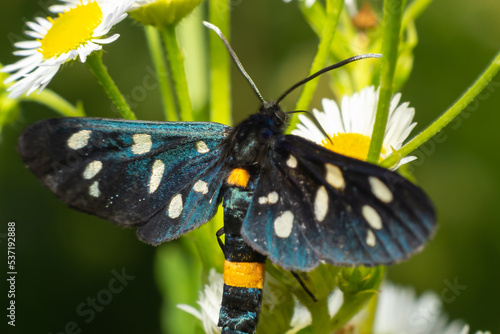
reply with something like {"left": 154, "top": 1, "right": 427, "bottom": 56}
{"left": 241, "top": 134, "right": 436, "bottom": 271}
{"left": 18, "top": 117, "right": 231, "bottom": 244}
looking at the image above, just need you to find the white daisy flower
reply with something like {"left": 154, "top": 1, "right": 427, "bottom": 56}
{"left": 1, "top": 0, "right": 135, "bottom": 98}
{"left": 178, "top": 273, "right": 490, "bottom": 334}
{"left": 292, "top": 86, "right": 417, "bottom": 168}
{"left": 372, "top": 282, "right": 490, "bottom": 334}
{"left": 178, "top": 269, "right": 296, "bottom": 334}
{"left": 327, "top": 282, "right": 489, "bottom": 334}
{"left": 177, "top": 269, "right": 223, "bottom": 334}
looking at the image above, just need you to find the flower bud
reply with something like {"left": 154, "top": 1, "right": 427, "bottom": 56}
{"left": 130, "top": 0, "right": 204, "bottom": 27}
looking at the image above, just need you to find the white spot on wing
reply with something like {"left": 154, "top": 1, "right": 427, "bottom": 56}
{"left": 67, "top": 130, "right": 91, "bottom": 150}
{"left": 83, "top": 160, "right": 102, "bottom": 180}
{"left": 366, "top": 229, "right": 376, "bottom": 247}
{"left": 369, "top": 176, "right": 393, "bottom": 203}
{"left": 149, "top": 160, "right": 165, "bottom": 194}
{"left": 325, "top": 163, "right": 345, "bottom": 189}
{"left": 258, "top": 196, "right": 268, "bottom": 204}
{"left": 286, "top": 155, "right": 297, "bottom": 168}
{"left": 89, "top": 181, "right": 100, "bottom": 197}
{"left": 168, "top": 194, "right": 183, "bottom": 218}
{"left": 131, "top": 134, "right": 152, "bottom": 155}
{"left": 314, "top": 186, "right": 329, "bottom": 222}
{"left": 362, "top": 205, "right": 382, "bottom": 230}
{"left": 193, "top": 180, "right": 209, "bottom": 194}
{"left": 267, "top": 191, "right": 279, "bottom": 204}
{"left": 195, "top": 141, "right": 210, "bottom": 154}
{"left": 274, "top": 210, "right": 294, "bottom": 238}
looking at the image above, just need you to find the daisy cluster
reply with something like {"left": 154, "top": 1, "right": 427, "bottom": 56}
{"left": 179, "top": 269, "right": 491, "bottom": 334}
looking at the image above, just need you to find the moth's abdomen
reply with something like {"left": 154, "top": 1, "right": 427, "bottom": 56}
{"left": 218, "top": 255, "right": 265, "bottom": 334}
{"left": 220, "top": 186, "right": 266, "bottom": 334}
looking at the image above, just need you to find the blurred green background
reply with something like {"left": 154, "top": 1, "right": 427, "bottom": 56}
{"left": 1, "top": 0, "right": 499, "bottom": 333}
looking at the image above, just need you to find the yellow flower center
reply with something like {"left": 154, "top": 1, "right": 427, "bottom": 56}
{"left": 321, "top": 133, "right": 385, "bottom": 161}
{"left": 40, "top": 1, "right": 103, "bottom": 59}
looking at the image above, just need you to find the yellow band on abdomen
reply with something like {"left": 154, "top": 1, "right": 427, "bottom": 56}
{"left": 223, "top": 260, "right": 265, "bottom": 289}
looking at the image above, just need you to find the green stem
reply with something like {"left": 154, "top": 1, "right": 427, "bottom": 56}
{"left": 308, "top": 298, "right": 330, "bottom": 334}
{"left": 289, "top": 0, "right": 344, "bottom": 130}
{"left": 208, "top": 0, "right": 232, "bottom": 125}
{"left": 381, "top": 50, "right": 500, "bottom": 168}
{"left": 205, "top": 0, "right": 231, "bottom": 275}
{"left": 328, "top": 290, "right": 377, "bottom": 332}
{"left": 366, "top": 0, "right": 407, "bottom": 163}
{"left": 328, "top": 267, "right": 385, "bottom": 332}
{"left": 86, "top": 52, "right": 136, "bottom": 120}
{"left": 20, "top": 89, "right": 84, "bottom": 117}
{"left": 144, "top": 25, "right": 178, "bottom": 121}
{"left": 160, "top": 24, "right": 194, "bottom": 122}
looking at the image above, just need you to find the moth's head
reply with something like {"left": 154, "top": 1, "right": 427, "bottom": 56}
{"left": 260, "top": 101, "right": 288, "bottom": 132}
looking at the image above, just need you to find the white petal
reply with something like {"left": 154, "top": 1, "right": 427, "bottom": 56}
{"left": 396, "top": 122, "right": 417, "bottom": 148}
{"left": 327, "top": 289, "right": 344, "bottom": 317}
{"left": 13, "top": 49, "right": 39, "bottom": 57}
{"left": 3, "top": 62, "right": 39, "bottom": 83}
{"left": 176, "top": 304, "right": 202, "bottom": 321}
{"left": 321, "top": 98, "right": 344, "bottom": 134}
{"left": 24, "top": 31, "right": 44, "bottom": 39}
{"left": 389, "top": 155, "right": 418, "bottom": 170}
{"left": 292, "top": 114, "right": 325, "bottom": 144}
{"left": 2, "top": 54, "right": 42, "bottom": 75}
{"left": 340, "top": 95, "right": 353, "bottom": 133}
{"left": 48, "top": 5, "right": 66, "bottom": 13}
{"left": 91, "top": 34, "right": 120, "bottom": 45}
{"left": 14, "top": 40, "right": 41, "bottom": 49}
{"left": 26, "top": 21, "right": 47, "bottom": 35}
{"left": 287, "top": 300, "right": 312, "bottom": 333}
{"left": 35, "top": 17, "right": 53, "bottom": 30}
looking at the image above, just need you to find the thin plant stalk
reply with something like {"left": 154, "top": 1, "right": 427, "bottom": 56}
{"left": 161, "top": 24, "right": 194, "bottom": 122}
{"left": 86, "top": 52, "right": 136, "bottom": 120}
{"left": 366, "top": 0, "right": 407, "bottom": 163}
{"left": 289, "top": 0, "right": 344, "bottom": 130}
{"left": 208, "top": 0, "right": 232, "bottom": 125}
{"left": 144, "top": 25, "right": 178, "bottom": 121}
{"left": 21, "top": 89, "right": 84, "bottom": 117}
{"left": 203, "top": 0, "right": 232, "bottom": 274}
{"left": 381, "top": 50, "right": 500, "bottom": 168}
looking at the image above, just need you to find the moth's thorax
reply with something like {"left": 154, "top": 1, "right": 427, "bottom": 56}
{"left": 224, "top": 102, "right": 287, "bottom": 170}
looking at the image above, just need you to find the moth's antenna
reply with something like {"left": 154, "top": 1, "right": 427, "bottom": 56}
{"left": 276, "top": 53, "right": 381, "bottom": 104}
{"left": 203, "top": 21, "right": 266, "bottom": 104}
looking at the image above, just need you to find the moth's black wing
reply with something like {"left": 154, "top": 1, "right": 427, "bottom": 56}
{"left": 18, "top": 118, "right": 231, "bottom": 244}
{"left": 241, "top": 134, "right": 436, "bottom": 271}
